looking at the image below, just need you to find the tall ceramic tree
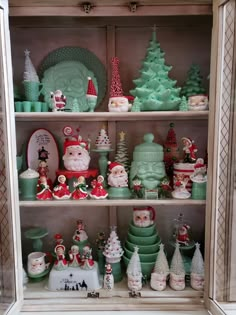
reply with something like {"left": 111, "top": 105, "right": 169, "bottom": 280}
{"left": 130, "top": 29, "right": 181, "bottom": 111}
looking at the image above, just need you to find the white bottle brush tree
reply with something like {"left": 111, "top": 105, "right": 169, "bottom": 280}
{"left": 114, "top": 131, "right": 130, "bottom": 173}
{"left": 127, "top": 246, "right": 142, "bottom": 277}
{"left": 170, "top": 243, "right": 185, "bottom": 276}
{"left": 103, "top": 226, "right": 124, "bottom": 263}
{"left": 153, "top": 243, "right": 169, "bottom": 275}
{"left": 23, "top": 49, "right": 39, "bottom": 82}
{"left": 191, "top": 243, "right": 204, "bottom": 275}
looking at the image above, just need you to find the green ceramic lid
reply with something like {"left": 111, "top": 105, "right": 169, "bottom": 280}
{"left": 133, "top": 133, "right": 164, "bottom": 162}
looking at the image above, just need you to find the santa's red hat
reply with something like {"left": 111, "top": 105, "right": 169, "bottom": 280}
{"left": 86, "top": 77, "right": 97, "bottom": 98}
{"left": 63, "top": 139, "right": 89, "bottom": 154}
{"left": 108, "top": 161, "right": 122, "bottom": 171}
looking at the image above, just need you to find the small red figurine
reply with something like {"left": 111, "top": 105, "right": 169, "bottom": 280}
{"left": 71, "top": 176, "right": 88, "bottom": 200}
{"left": 181, "top": 137, "right": 198, "bottom": 163}
{"left": 53, "top": 175, "right": 71, "bottom": 200}
{"left": 51, "top": 90, "right": 67, "bottom": 112}
{"left": 54, "top": 244, "right": 68, "bottom": 270}
{"left": 36, "top": 176, "right": 53, "bottom": 200}
{"left": 177, "top": 224, "right": 190, "bottom": 246}
{"left": 90, "top": 175, "right": 108, "bottom": 199}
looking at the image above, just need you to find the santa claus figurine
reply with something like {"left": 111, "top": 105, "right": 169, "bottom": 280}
{"left": 62, "top": 138, "right": 91, "bottom": 171}
{"left": 177, "top": 224, "right": 190, "bottom": 246}
{"left": 90, "top": 175, "right": 108, "bottom": 199}
{"left": 68, "top": 245, "right": 81, "bottom": 267}
{"left": 107, "top": 161, "right": 128, "bottom": 187}
{"left": 53, "top": 175, "right": 71, "bottom": 200}
{"left": 51, "top": 90, "right": 66, "bottom": 112}
{"left": 104, "top": 264, "right": 114, "bottom": 290}
{"left": 71, "top": 176, "right": 88, "bottom": 200}
{"left": 54, "top": 244, "right": 68, "bottom": 270}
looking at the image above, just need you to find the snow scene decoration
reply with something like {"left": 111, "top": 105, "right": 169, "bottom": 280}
{"left": 126, "top": 246, "right": 142, "bottom": 292}
{"left": 103, "top": 227, "right": 124, "bottom": 263}
{"left": 150, "top": 243, "right": 169, "bottom": 291}
{"left": 190, "top": 243, "right": 204, "bottom": 291}
{"left": 169, "top": 243, "right": 185, "bottom": 291}
{"left": 130, "top": 28, "right": 181, "bottom": 111}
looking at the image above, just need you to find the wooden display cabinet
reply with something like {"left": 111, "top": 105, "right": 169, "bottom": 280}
{"left": 0, "top": 0, "right": 235, "bottom": 314}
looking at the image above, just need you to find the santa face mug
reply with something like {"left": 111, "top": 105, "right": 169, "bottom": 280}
{"left": 150, "top": 273, "right": 167, "bottom": 291}
{"left": 133, "top": 206, "right": 155, "bottom": 227}
{"left": 127, "top": 274, "right": 142, "bottom": 291}
{"left": 169, "top": 272, "right": 185, "bottom": 291}
{"left": 27, "top": 251, "right": 51, "bottom": 276}
{"left": 190, "top": 272, "right": 204, "bottom": 290}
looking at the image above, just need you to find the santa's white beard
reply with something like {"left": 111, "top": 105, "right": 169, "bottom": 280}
{"left": 63, "top": 153, "right": 90, "bottom": 171}
{"left": 108, "top": 174, "right": 128, "bottom": 187}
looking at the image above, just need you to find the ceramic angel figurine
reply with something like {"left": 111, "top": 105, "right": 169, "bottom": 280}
{"left": 36, "top": 176, "right": 53, "bottom": 200}
{"left": 71, "top": 176, "right": 88, "bottom": 200}
{"left": 68, "top": 245, "right": 81, "bottom": 267}
{"left": 50, "top": 89, "right": 66, "bottom": 112}
{"left": 90, "top": 175, "right": 108, "bottom": 199}
{"left": 53, "top": 175, "right": 71, "bottom": 200}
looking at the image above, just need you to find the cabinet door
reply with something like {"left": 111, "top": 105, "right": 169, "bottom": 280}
{"left": 0, "top": 1, "right": 23, "bottom": 314}
{"left": 206, "top": 0, "right": 236, "bottom": 314}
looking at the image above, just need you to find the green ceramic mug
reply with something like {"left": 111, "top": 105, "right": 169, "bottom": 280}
{"left": 23, "top": 81, "right": 43, "bottom": 102}
{"left": 19, "top": 168, "right": 39, "bottom": 200}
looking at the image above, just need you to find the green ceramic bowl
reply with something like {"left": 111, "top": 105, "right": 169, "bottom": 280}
{"left": 125, "top": 239, "right": 161, "bottom": 254}
{"left": 124, "top": 246, "right": 158, "bottom": 262}
{"left": 123, "top": 255, "right": 155, "bottom": 279}
{"left": 127, "top": 232, "right": 159, "bottom": 245}
{"left": 129, "top": 222, "right": 157, "bottom": 237}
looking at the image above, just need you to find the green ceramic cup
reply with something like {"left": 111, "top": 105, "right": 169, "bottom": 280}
{"left": 19, "top": 169, "right": 39, "bottom": 200}
{"left": 41, "top": 102, "right": 49, "bottom": 112}
{"left": 15, "top": 101, "right": 22, "bottom": 112}
{"left": 22, "top": 101, "right": 32, "bottom": 112}
{"left": 23, "top": 81, "right": 43, "bottom": 102}
{"left": 33, "top": 101, "right": 42, "bottom": 112}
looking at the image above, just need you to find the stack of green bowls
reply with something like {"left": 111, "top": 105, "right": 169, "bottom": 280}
{"left": 123, "top": 222, "right": 161, "bottom": 279}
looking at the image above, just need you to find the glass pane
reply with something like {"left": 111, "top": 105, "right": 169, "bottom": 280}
{"left": 0, "top": 7, "right": 16, "bottom": 315}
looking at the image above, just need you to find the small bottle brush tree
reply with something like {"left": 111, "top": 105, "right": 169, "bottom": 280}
{"left": 127, "top": 246, "right": 142, "bottom": 291}
{"left": 103, "top": 226, "right": 124, "bottom": 263}
{"left": 191, "top": 243, "right": 204, "bottom": 275}
{"left": 180, "top": 64, "right": 206, "bottom": 99}
{"left": 153, "top": 244, "right": 169, "bottom": 275}
{"left": 179, "top": 96, "right": 188, "bottom": 111}
{"left": 169, "top": 243, "right": 185, "bottom": 290}
{"left": 114, "top": 131, "right": 130, "bottom": 173}
{"left": 23, "top": 49, "right": 39, "bottom": 82}
{"left": 130, "top": 28, "right": 181, "bottom": 111}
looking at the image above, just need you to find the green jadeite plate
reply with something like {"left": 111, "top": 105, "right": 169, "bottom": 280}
{"left": 42, "top": 60, "right": 98, "bottom": 112}
{"left": 38, "top": 47, "right": 107, "bottom": 110}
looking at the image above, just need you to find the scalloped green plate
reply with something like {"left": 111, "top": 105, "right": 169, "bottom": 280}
{"left": 38, "top": 47, "right": 107, "bottom": 110}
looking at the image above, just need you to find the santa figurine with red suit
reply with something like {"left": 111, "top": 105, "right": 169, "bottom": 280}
{"left": 51, "top": 89, "right": 66, "bottom": 112}
{"left": 107, "top": 161, "right": 128, "bottom": 187}
{"left": 108, "top": 57, "right": 132, "bottom": 112}
{"left": 177, "top": 224, "right": 190, "bottom": 246}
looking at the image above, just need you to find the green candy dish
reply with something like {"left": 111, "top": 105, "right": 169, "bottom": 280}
{"left": 129, "top": 222, "right": 156, "bottom": 237}
{"left": 123, "top": 255, "right": 155, "bottom": 279}
{"left": 24, "top": 227, "right": 49, "bottom": 252}
{"left": 124, "top": 246, "right": 158, "bottom": 263}
{"left": 125, "top": 239, "right": 161, "bottom": 254}
{"left": 127, "top": 232, "right": 159, "bottom": 246}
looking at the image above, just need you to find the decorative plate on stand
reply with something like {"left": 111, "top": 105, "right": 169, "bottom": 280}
{"left": 38, "top": 47, "right": 107, "bottom": 110}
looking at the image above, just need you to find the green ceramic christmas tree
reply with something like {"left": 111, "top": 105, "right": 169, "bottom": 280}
{"left": 114, "top": 131, "right": 130, "bottom": 173}
{"left": 181, "top": 64, "right": 206, "bottom": 98}
{"left": 71, "top": 98, "right": 80, "bottom": 112}
{"left": 179, "top": 96, "right": 188, "bottom": 111}
{"left": 130, "top": 28, "right": 181, "bottom": 111}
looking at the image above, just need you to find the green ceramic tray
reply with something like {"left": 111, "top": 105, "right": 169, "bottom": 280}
{"left": 38, "top": 47, "right": 107, "bottom": 109}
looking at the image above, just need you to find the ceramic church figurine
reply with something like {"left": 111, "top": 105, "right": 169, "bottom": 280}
{"left": 54, "top": 244, "right": 68, "bottom": 270}
{"left": 53, "top": 175, "right": 71, "bottom": 200}
{"left": 181, "top": 137, "right": 198, "bottom": 163}
{"left": 104, "top": 264, "right": 114, "bottom": 290}
{"left": 90, "top": 175, "right": 108, "bottom": 199}
{"left": 36, "top": 176, "right": 53, "bottom": 200}
{"left": 50, "top": 90, "right": 67, "bottom": 112}
{"left": 68, "top": 245, "right": 81, "bottom": 267}
{"left": 71, "top": 176, "right": 88, "bottom": 200}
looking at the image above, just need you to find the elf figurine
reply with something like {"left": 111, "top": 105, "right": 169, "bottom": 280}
{"left": 104, "top": 264, "right": 114, "bottom": 290}
{"left": 54, "top": 244, "right": 68, "bottom": 270}
{"left": 181, "top": 137, "right": 198, "bottom": 163}
{"left": 68, "top": 245, "right": 81, "bottom": 267}
{"left": 80, "top": 246, "right": 95, "bottom": 270}
{"left": 90, "top": 175, "right": 108, "bottom": 199}
{"left": 71, "top": 176, "right": 88, "bottom": 200}
{"left": 50, "top": 90, "right": 66, "bottom": 112}
{"left": 159, "top": 176, "right": 172, "bottom": 199}
{"left": 53, "top": 175, "right": 71, "bottom": 200}
{"left": 36, "top": 176, "right": 53, "bottom": 200}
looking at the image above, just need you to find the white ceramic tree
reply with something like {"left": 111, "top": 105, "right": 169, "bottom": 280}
{"left": 23, "top": 49, "right": 39, "bottom": 82}
{"left": 103, "top": 226, "right": 124, "bottom": 263}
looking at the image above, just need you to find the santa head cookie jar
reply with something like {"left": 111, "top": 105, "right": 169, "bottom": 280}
{"left": 107, "top": 161, "right": 128, "bottom": 187}
{"left": 62, "top": 126, "right": 91, "bottom": 171}
{"left": 108, "top": 57, "right": 132, "bottom": 112}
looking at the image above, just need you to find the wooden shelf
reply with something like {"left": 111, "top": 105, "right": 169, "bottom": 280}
{"left": 15, "top": 111, "right": 209, "bottom": 122}
{"left": 19, "top": 199, "right": 206, "bottom": 207}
